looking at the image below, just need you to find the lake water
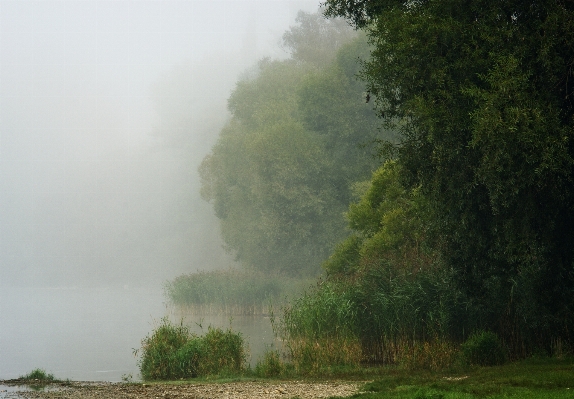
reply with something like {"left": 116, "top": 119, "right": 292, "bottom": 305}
{"left": 0, "top": 286, "right": 166, "bottom": 382}
{"left": 0, "top": 286, "right": 276, "bottom": 382}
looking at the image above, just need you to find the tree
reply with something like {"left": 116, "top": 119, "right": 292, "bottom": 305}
{"left": 324, "top": 0, "right": 574, "bottom": 350}
{"left": 323, "top": 160, "right": 438, "bottom": 276}
{"left": 282, "top": 10, "right": 356, "bottom": 67}
{"left": 200, "top": 14, "right": 388, "bottom": 276}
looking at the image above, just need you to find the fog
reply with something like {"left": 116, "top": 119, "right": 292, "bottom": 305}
{"left": 0, "top": 0, "right": 318, "bottom": 288}
{"left": 0, "top": 0, "right": 317, "bottom": 380}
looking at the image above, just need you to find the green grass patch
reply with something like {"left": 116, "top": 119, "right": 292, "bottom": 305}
{"left": 351, "top": 357, "right": 574, "bottom": 399}
{"left": 136, "top": 318, "right": 247, "bottom": 380}
{"left": 19, "top": 368, "right": 55, "bottom": 382}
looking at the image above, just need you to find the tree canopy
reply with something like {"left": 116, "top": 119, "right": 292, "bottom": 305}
{"left": 324, "top": 0, "right": 574, "bottom": 350}
{"left": 200, "top": 14, "right": 392, "bottom": 276}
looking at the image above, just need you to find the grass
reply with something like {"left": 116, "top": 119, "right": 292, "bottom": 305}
{"left": 18, "top": 368, "right": 55, "bottom": 382}
{"left": 346, "top": 357, "right": 574, "bottom": 399}
{"left": 136, "top": 317, "right": 247, "bottom": 380}
{"left": 132, "top": 350, "right": 572, "bottom": 399}
{"left": 164, "top": 269, "right": 315, "bottom": 315}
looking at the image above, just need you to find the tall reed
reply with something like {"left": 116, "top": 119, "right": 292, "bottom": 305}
{"left": 278, "top": 262, "right": 468, "bottom": 370}
{"left": 165, "top": 269, "right": 314, "bottom": 315}
{"left": 136, "top": 318, "right": 247, "bottom": 380}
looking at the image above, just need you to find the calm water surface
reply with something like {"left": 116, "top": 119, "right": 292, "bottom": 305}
{"left": 0, "top": 286, "right": 166, "bottom": 382}
{"left": 0, "top": 287, "right": 277, "bottom": 382}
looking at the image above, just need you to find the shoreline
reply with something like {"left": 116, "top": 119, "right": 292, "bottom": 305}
{"left": 0, "top": 380, "right": 361, "bottom": 399}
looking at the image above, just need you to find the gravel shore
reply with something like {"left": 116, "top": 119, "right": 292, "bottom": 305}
{"left": 1, "top": 380, "right": 362, "bottom": 399}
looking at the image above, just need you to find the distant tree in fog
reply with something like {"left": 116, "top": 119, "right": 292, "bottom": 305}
{"left": 200, "top": 12, "right": 394, "bottom": 276}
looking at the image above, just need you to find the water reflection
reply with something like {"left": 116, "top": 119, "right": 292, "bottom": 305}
{"left": 0, "top": 384, "right": 62, "bottom": 398}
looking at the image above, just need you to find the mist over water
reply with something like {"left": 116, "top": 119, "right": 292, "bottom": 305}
{"left": 0, "top": 0, "right": 317, "bottom": 380}
{"left": 0, "top": 286, "right": 165, "bottom": 381}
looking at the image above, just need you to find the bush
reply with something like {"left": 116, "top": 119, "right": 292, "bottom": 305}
{"left": 137, "top": 318, "right": 247, "bottom": 380}
{"left": 199, "top": 326, "right": 246, "bottom": 376}
{"left": 254, "top": 350, "right": 285, "bottom": 377}
{"left": 461, "top": 330, "right": 507, "bottom": 366}
{"left": 19, "top": 368, "right": 55, "bottom": 382}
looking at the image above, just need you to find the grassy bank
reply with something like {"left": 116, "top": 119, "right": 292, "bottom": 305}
{"left": 134, "top": 318, "right": 573, "bottom": 399}
{"left": 351, "top": 357, "right": 573, "bottom": 399}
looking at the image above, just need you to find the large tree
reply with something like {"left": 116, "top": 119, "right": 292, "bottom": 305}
{"left": 325, "top": 0, "right": 574, "bottom": 350}
{"left": 200, "top": 14, "right": 388, "bottom": 276}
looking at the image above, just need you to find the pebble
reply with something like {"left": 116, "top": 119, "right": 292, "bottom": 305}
{"left": 1, "top": 381, "right": 361, "bottom": 399}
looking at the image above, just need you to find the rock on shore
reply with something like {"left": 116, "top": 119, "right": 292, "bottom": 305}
{"left": 3, "top": 380, "right": 361, "bottom": 399}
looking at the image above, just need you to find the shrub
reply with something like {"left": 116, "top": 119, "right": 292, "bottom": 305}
{"left": 254, "top": 350, "right": 285, "bottom": 377}
{"left": 137, "top": 318, "right": 247, "bottom": 380}
{"left": 138, "top": 319, "right": 190, "bottom": 380}
{"left": 20, "top": 368, "right": 55, "bottom": 382}
{"left": 198, "top": 326, "right": 246, "bottom": 376}
{"left": 461, "top": 330, "right": 507, "bottom": 366}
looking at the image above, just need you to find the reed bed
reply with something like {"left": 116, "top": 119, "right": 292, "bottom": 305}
{"left": 165, "top": 269, "right": 314, "bottom": 315}
{"left": 136, "top": 318, "right": 247, "bottom": 380}
{"left": 274, "top": 264, "right": 486, "bottom": 373}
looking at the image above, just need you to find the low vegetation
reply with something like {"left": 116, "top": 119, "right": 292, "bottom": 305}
{"left": 136, "top": 318, "right": 247, "bottom": 380}
{"left": 165, "top": 269, "right": 314, "bottom": 315}
{"left": 352, "top": 357, "right": 574, "bottom": 399}
{"left": 18, "top": 368, "right": 55, "bottom": 382}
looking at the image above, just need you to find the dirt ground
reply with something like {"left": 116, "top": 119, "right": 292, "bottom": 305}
{"left": 1, "top": 380, "right": 362, "bottom": 399}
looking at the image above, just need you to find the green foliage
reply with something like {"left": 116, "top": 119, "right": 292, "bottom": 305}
{"left": 165, "top": 269, "right": 313, "bottom": 314}
{"left": 137, "top": 318, "right": 246, "bottom": 380}
{"left": 461, "top": 331, "right": 507, "bottom": 367}
{"left": 200, "top": 13, "right": 390, "bottom": 276}
{"left": 281, "top": 280, "right": 357, "bottom": 341}
{"left": 279, "top": 264, "right": 468, "bottom": 369}
{"left": 324, "top": 0, "right": 574, "bottom": 354}
{"left": 323, "top": 161, "right": 439, "bottom": 276}
{"left": 138, "top": 319, "right": 190, "bottom": 380}
{"left": 254, "top": 350, "right": 286, "bottom": 378}
{"left": 278, "top": 280, "right": 365, "bottom": 374}
{"left": 322, "top": 235, "right": 362, "bottom": 275}
{"left": 19, "top": 369, "right": 55, "bottom": 382}
{"left": 282, "top": 11, "right": 356, "bottom": 67}
{"left": 356, "top": 357, "right": 574, "bottom": 399}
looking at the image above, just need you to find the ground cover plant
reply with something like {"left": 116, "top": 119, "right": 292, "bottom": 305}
{"left": 350, "top": 356, "right": 574, "bottom": 399}
{"left": 18, "top": 369, "right": 55, "bottom": 382}
{"left": 136, "top": 318, "right": 247, "bottom": 380}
